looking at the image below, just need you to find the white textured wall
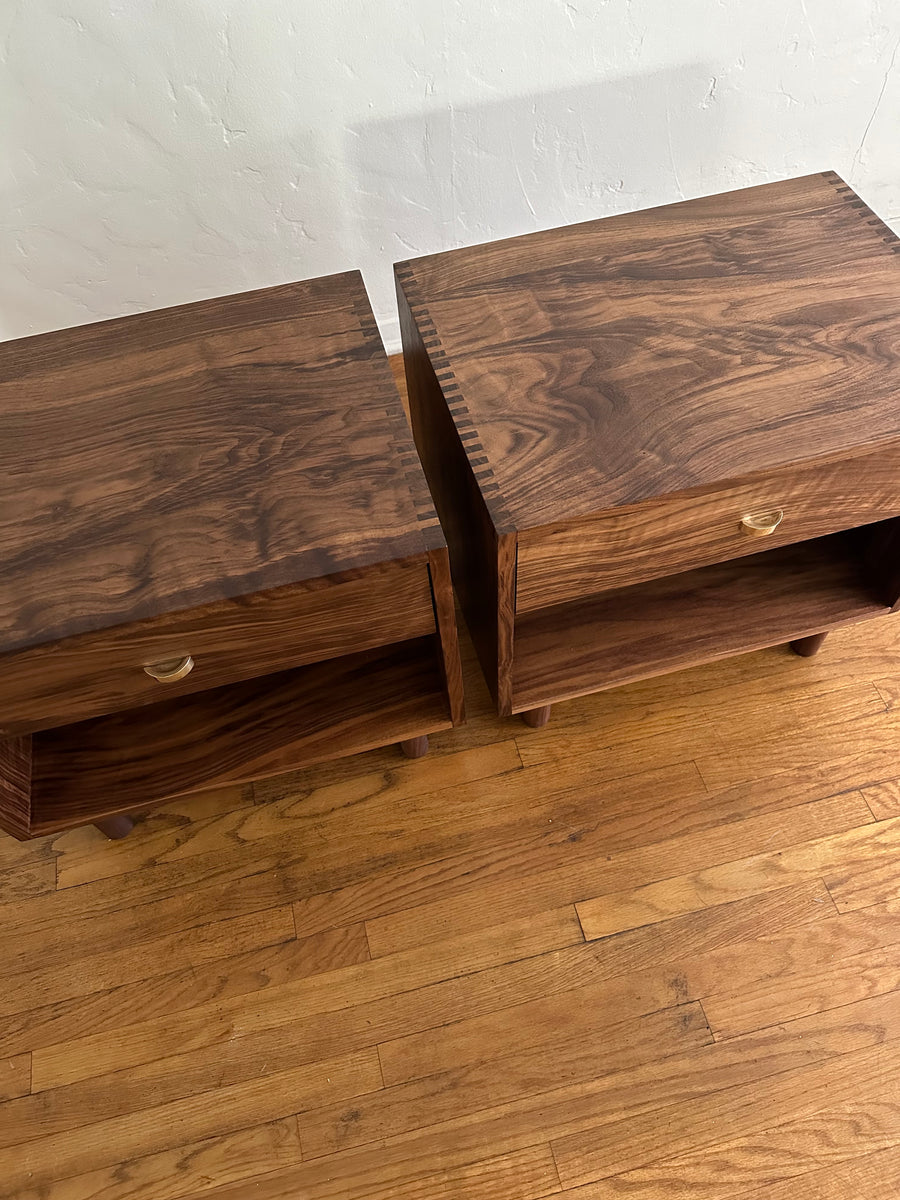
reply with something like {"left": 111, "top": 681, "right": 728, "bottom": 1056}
{"left": 2, "top": 1, "right": 898, "bottom": 351}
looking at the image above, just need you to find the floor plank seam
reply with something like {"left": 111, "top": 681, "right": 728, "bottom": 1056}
{"left": 862, "top": 792, "right": 882, "bottom": 822}
{"left": 712, "top": 979, "right": 900, "bottom": 1044}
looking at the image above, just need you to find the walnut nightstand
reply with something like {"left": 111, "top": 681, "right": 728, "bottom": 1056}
{"left": 396, "top": 172, "right": 900, "bottom": 726}
{"left": 0, "top": 272, "right": 463, "bottom": 840}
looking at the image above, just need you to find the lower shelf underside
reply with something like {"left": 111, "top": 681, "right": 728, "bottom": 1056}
{"left": 4, "top": 637, "right": 451, "bottom": 838}
{"left": 512, "top": 533, "right": 891, "bottom": 712}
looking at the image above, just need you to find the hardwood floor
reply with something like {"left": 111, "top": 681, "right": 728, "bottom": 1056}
{"left": 1, "top": 606, "right": 900, "bottom": 1199}
{"left": 1, "top": 362, "right": 898, "bottom": 1199}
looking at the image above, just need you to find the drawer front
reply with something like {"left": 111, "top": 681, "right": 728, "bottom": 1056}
{"left": 516, "top": 447, "right": 900, "bottom": 613}
{"left": 0, "top": 559, "right": 435, "bottom": 736}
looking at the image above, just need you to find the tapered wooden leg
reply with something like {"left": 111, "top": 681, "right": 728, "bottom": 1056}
{"left": 790, "top": 632, "right": 829, "bottom": 658}
{"left": 94, "top": 813, "right": 135, "bottom": 839}
{"left": 522, "top": 705, "right": 552, "bottom": 729}
{"left": 400, "top": 735, "right": 429, "bottom": 759}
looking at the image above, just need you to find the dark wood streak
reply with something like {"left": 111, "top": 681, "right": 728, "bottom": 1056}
{"left": 0, "top": 559, "right": 435, "bottom": 737}
{"left": 27, "top": 639, "right": 449, "bottom": 836}
{"left": 0, "top": 273, "right": 436, "bottom": 653}
{"left": 512, "top": 533, "right": 887, "bottom": 712}
{"left": 397, "top": 173, "right": 900, "bottom": 715}
{"left": 0, "top": 272, "right": 464, "bottom": 837}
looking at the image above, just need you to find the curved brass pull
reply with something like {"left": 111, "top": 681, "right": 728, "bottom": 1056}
{"left": 143, "top": 655, "right": 194, "bottom": 682}
{"left": 740, "top": 509, "right": 784, "bottom": 537}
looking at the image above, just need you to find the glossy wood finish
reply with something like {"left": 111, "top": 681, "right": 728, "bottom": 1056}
{"left": 399, "top": 173, "right": 900, "bottom": 534}
{"left": 397, "top": 280, "right": 516, "bottom": 711}
{"left": 399, "top": 735, "right": 429, "bottom": 759}
{"left": 791, "top": 631, "right": 830, "bottom": 657}
{"left": 2, "top": 616, "right": 900, "bottom": 1197}
{"left": 516, "top": 444, "right": 900, "bottom": 613}
{"left": 513, "top": 534, "right": 887, "bottom": 712}
{"left": 522, "top": 705, "right": 553, "bottom": 728}
{"left": 397, "top": 174, "right": 900, "bottom": 715}
{"left": 0, "top": 561, "right": 436, "bottom": 737}
{"left": 0, "top": 738, "right": 32, "bottom": 841}
{"left": 20, "top": 640, "right": 448, "bottom": 837}
{"left": 0, "top": 274, "right": 442, "bottom": 654}
{"left": 0, "top": 274, "right": 463, "bottom": 838}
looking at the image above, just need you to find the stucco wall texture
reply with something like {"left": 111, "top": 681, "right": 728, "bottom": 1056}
{"left": 2, "top": 1, "right": 898, "bottom": 351}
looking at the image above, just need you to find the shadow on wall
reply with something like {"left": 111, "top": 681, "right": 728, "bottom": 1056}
{"left": 349, "top": 63, "right": 730, "bottom": 348}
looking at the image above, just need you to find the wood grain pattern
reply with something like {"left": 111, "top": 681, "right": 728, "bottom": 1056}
{"left": 13, "top": 1121, "right": 304, "bottom": 1200}
{"left": 397, "top": 173, "right": 900, "bottom": 716}
{"left": 564, "top": 1089, "right": 900, "bottom": 1198}
{"left": 3, "top": 614, "right": 900, "bottom": 1198}
{"left": 24, "top": 638, "right": 450, "bottom": 835}
{"left": 574, "top": 807, "right": 893, "bottom": 942}
{"left": 296, "top": 1003, "right": 711, "bottom": 1159}
{"left": 732, "top": 1142, "right": 900, "bottom": 1200}
{"left": 398, "top": 173, "right": 900, "bottom": 531}
{"left": 0, "top": 560, "right": 435, "bottom": 736}
{"left": 516, "top": 446, "right": 900, "bottom": 612}
{"left": 0, "top": 276, "right": 463, "bottom": 838}
{"left": 512, "top": 533, "right": 888, "bottom": 711}
{"left": 28, "top": 905, "right": 583, "bottom": 1094}
{"left": 375, "top": 881, "right": 833, "bottom": 1088}
{"left": 397, "top": 276, "right": 516, "bottom": 711}
{"left": 1, "top": 922, "right": 369, "bottom": 1071}
{"left": 0, "top": 735, "right": 31, "bottom": 840}
{"left": 361, "top": 791, "right": 869, "bottom": 957}
{"left": 0, "top": 1053, "right": 30, "bottom": 1102}
{"left": 2, "top": 906, "right": 295, "bottom": 1031}
{"left": 551, "top": 1036, "right": 900, "bottom": 1188}
{"left": 426, "top": 547, "right": 466, "bottom": 726}
{"left": 0, "top": 1047, "right": 381, "bottom": 1198}
{"left": 0, "top": 272, "right": 441, "bottom": 654}
{"left": 702, "top": 929, "right": 900, "bottom": 1040}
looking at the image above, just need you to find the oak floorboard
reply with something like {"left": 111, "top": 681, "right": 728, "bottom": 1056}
{"left": 0, "top": 1048, "right": 381, "bottom": 1199}
{"left": 54, "top": 743, "right": 520, "bottom": 890}
{"left": 703, "top": 920, "right": 900, "bottom": 1039}
{"left": 44, "top": 882, "right": 830, "bottom": 1118}
{"left": 347, "top": 1144, "right": 562, "bottom": 1200}
{"left": 0, "top": 921, "right": 370, "bottom": 1062}
{"left": 0, "top": 905, "right": 295, "bottom": 1023}
{"left": 377, "top": 882, "right": 843, "bottom": 1086}
{"left": 365, "top": 792, "right": 869, "bottom": 957}
{"left": 13, "top": 1119, "right": 303, "bottom": 1200}
{"left": 157, "top": 990, "right": 900, "bottom": 1200}
{"left": 564, "top": 1086, "right": 900, "bottom": 1199}
{"left": 551, "top": 1034, "right": 900, "bottom": 1188}
{"left": 2, "top": 611, "right": 900, "bottom": 1197}
{"left": 861, "top": 778, "right": 900, "bottom": 819}
{"left": 31, "top": 905, "right": 583, "bottom": 1089}
{"left": 0, "top": 1052, "right": 30, "bottom": 1102}
{"left": 575, "top": 805, "right": 892, "bottom": 941}
{"left": 294, "top": 758, "right": 706, "bottom": 943}
{"left": 0, "top": 856, "right": 56, "bottom": 901}
{"left": 731, "top": 1140, "right": 900, "bottom": 1199}
{"left": 694, "top": 682, "right": 899, "bottom": 792}
{"left": 297, "top": 1003, "right": 712, "bottom": 1159}
{"left": 518, "top": 675, "right": 885, "bottom": 771}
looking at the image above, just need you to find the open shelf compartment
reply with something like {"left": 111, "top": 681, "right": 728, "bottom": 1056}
{"left": 1, "top": 636, "right": 450, "bottom": 839}
{"left": 512, "top": 528, "right": 895, "bottom": 713}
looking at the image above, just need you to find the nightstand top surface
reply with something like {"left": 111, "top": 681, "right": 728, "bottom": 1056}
{"left": 397, "top": 172, "right": 900, "bottom": 533}
{"left": 0, "top": 271, "right": 439, "bottom": 653}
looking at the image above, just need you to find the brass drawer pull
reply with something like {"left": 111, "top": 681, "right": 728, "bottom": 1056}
{"left": 143, "top": 655, "right": 194, "bottom": 682}
{"left": 740, "top": 509, "right": 784, "bottom": 537}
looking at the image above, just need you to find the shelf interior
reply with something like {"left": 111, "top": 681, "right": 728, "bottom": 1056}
{"left": 512, "top": 530, "right": 890, "bottom": 712}
{"left": 28, "top": 636, "right": 450, "bottom": 834}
